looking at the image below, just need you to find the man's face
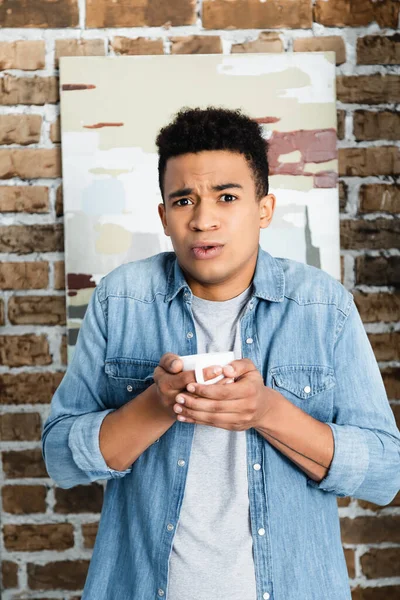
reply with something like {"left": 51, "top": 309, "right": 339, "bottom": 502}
{"left": 158, "top": 150, "right": 275, "bottom": 300}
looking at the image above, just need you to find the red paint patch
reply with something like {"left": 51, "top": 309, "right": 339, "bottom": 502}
{"left": 67, "top": 274, "right": 96, "bottom": 290}
{"left": 62, "top": 84, "right": 96, "bottom": 91}
{"left": 314, "top": 171, "right": 338, "bottom": 188}
{"left": 268, "top": 129, "right": 337, "bottom": 175}
{"left": 254, "top": 117, "right": 281, "bottom": 124}
{"left": 83, "top": 122, "right": 124, "bottom": 129}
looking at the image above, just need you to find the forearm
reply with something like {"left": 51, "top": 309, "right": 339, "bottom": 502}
{"left": 99, "top": 383, "right": 176, "bottom": 471}
{"left": 255, "top": 389, "right": 334, "bottom": 482}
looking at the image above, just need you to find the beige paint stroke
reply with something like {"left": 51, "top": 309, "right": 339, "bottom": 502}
{"left": 95, "top": 223, "right": 133, "bottom": 254}
{"left": 60, "top": 54, "right": 336, "bottom": 152}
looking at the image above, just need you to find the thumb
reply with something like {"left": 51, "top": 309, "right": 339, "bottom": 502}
{"left": 222, "top": 358, "right": 256, "bottom": 379}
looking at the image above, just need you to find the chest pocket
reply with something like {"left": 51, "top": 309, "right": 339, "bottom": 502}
{"left": 105, "top": 358, "right": 159, "bottom": 408}
{"left": 270, "top": 365, "right": 336, "bottom": 422}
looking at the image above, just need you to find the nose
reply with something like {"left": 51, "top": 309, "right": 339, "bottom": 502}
{"left": 189, "top": 202, "right": 220, "bottom": 231}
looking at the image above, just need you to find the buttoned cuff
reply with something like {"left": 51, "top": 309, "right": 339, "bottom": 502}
{"left": 68, "top": 409, "right": 132, "bottom": 478}
{"left": 306, "top": 422, "right": 370, "bottom": 497}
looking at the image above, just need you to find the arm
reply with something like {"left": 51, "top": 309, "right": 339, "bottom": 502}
{"left": 257, "top": 296, "right": 400, "bottom": 505}
{"left": 42, "top": 282, "right": 175, "bottom": 488}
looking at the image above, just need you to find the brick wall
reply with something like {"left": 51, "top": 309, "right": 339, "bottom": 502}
{"left": 0, "top": 1, "right": 399, "bottom": 598}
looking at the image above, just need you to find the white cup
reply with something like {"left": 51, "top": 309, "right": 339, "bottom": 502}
{"left": 179, "top": 351, "right": 235, "bottom": 385}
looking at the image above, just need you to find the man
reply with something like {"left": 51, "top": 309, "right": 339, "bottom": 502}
{"left": 42, "top": 107, "right": 400, "bottom": 600}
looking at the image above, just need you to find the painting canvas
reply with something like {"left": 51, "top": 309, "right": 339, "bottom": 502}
{"left": 59, "top": 53, "right": 339, "bottom": 363}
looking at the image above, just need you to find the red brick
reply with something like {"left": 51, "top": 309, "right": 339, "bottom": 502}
{"left": 337, "top": 495, "right": 351, "bottom": 507}
{"left": 353, "top": 292, "right": 400, "bottom": 323}
{"left": 0, "top": 149, "right": 61, "bottom": 179}
{"left": 54, "top": 261, "right": 65, "bottom": 290}
{"left": 0, "top": 372, "right": 64, "bottom": 405}
{"left": 2, "top": 448, "right": 48, "bottom": 478}
{"left": 0, "top": 412, "right": 42, "bottom": 441}
{"left": 392, "top": 404, "right": 400, "bottom": 429}
{"left": 27, "top": 560, "right": 90, "bottom": 590}
{"left": 368, "top": 332, "right": 400, "bottom": 362}
{"left": 0, "top": 298, "right": 4, "bottom": 326}
{"left": 50, "top": 117, "right": 60, "bottom": 143}
{"left": 0, "top": 261, "right": 48, "bottom": 289}
{"left": 360, "top": 547, "right": 400, "bottom": 579}
{"left": 54, "top": 483, "right": 103, "bottom": 513}
{"left": 337, "top": 75, "right": 400, "bottom": 104}
{"left": 4, "top": 523, "right": 74, "bottom": 552}
{"left": 293, "top": 36, "right": 346, "bottom": 64}
{"left": 203, "top": 0, "right": 312, "bottom": 29}
{"left": 86, "top": 0, "right": 196, "bottom": 28}
{"left": 359, "top": 184, "right": 400, "bottom": 214}
{"left": 0, "top": 40, "right": 45, "bottom": 70}
{"left": 232, "top": 32, "right": 283, "bottom": 54}
{"left": 171, "top": 36, "right": 222, "bottom": 54}
{"left": 352, "top": 586, "right": 400, "bottom": 600}
{"left": 0, "top": 334, "right": 51, "bottom": 367}
{"left": 55, "top": 185, "right": 63, "bottom": 216}
{"left": 0, "top": 114, "right": 42, "bottom": 145}
{"left": 0, "top": 224, "right": 63, "bottom": 253}
{"left": 337, "top": 110, "right": 345, "bottom": 140}
{"left": 0, "top": 75, "right": 59, "bottom": 105}
{"left": 340, "top": 218, "right": 400, "bottom": 250}
{"left": 355, "top": 255, "right": 400, "bottom": 287}
{"left": 0, "top": 187, "right": 49, "bottom": 213}
{"left": 0, "top": 0, "right": 79, "bottom": 28}
{"left": 382, "top": 368, "right": 400, "bottom": 400}
{"left": 2, "top": 484, "right": 47, "bottom": 514}
{"left": 8, "top": 295, "right": 66, "bottom": 326}
{"left": 2, "top": 560, "right": 18, "bottom": 589}
{"left": 358, "top": 491, "right": 400, "bottom": 511}
{"left": 55, "top": 39, "right": 105, "bottom": 68}
{"left": 339, "top": 181, "right": 347, "bottom": 210}
{"left": 314, "top": 0, "right": 399, "bottom": 28}
{"left": 339, "top": 147, "right": 400, "bottom": 177}
{"left": 60, "top": 335, "right": 67, "bottom": 366}
{"left": 344, "top": 548, "right": 355, "bottom": 579}
{"left": 82, "top": 522, "right": 99, "bottom": 548}
{"left": 111, "top": 37, "right": 164, "bottom": 55}
{"left": 354, "top": 110, "right": 400, "bottom": 141}
{"left": 358, "top": 34, "right": 400, "bottom": 65}
{"left": 340, "top": 515, "right": 400, "bottom": 543}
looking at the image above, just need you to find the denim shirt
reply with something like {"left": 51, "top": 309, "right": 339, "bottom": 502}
{"left": 42, "top": 245, "right": 400, "bottom": 600}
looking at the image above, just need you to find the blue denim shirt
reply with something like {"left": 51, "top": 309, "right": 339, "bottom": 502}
{"left": 42, "top": 246, "right": 400, "bottom": 600}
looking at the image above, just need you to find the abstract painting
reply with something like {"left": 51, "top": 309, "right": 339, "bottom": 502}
{"left": 59, "top": 53, "right": 339, "bottom": 363}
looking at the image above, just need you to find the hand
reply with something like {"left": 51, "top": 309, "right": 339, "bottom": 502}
{"left": 153, "top": 352, "right": 235, "bottom": 419}
{"left": 172, "top": 358, "right": 273, "bottom": 431}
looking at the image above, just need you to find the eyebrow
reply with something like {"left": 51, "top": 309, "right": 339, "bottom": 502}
{"left": 167, "top": 182, "right": 243, "bottom": 201}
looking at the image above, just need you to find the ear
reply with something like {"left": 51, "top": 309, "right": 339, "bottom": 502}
{"left": 158, "top": 203, "right": 170, "bottom": 236}
{"left": 259, "top": 194, "right": 275, "bottom": 230}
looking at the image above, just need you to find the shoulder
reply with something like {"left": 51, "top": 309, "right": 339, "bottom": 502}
{"left": 276, "top": 256, "right": 353, "bottom": 317}
{"left": 96, "top": 251, "right": 175, "bottom": 302}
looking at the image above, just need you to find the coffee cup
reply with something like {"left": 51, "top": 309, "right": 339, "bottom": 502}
{"left": 179, "top": 351, "right": 235, "bottom": 385}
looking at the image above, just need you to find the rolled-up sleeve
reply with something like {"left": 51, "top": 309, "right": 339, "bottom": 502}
{"left": 307, "top": 295, "right": 400, "bottom": 505}
{"left": 41, "top": 281, "right": 132, "bottom": 489}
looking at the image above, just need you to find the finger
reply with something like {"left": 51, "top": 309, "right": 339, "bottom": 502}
{"left": 159, "top": 353, "right": 183, "bottom": 373}
{"left": 176, "top": 408, "right": 238, "bottom": 424}
{"left": 175, "top": 393, "right": 242, "bottom": 414}
{"left": 185, "top": 379, "right": 239, "bottom": 399}
{"left": 221, "top": 358, "right": 257, "bottom": 380}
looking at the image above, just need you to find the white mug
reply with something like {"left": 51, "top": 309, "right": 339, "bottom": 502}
{"left": 179, "top": 351, "right": 235, "bottom": 385}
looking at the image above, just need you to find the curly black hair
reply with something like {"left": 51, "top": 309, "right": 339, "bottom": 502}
{"left": 155, "top": 106, "right": 269, "bottom": 202}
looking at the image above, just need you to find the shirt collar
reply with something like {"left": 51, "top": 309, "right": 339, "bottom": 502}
{"left": 165, "top": 243, "right": 285, "bottom": 303}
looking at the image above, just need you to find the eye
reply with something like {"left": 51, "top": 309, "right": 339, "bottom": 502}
{"left": 173, "top": 198, "right": 193, "bottom": 207}
{"left": 220, "top": 194, "right": 237, "bottom": 202}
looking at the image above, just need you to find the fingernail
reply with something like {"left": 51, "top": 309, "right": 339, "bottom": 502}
{"left": 225, "top": 378, "right": 235, "bottom": 384}
{"left": 176, "top": 396, "right": 185, "bottom": 404}
{"left": 225, "top": 365, "right": 234, "bottom": 375}
{"left": 174, "top": 405, "right": 183, "bottom": 413}
{"left": 213, "top": 366, "right": 222, "bottom": 375}
{"left": 171, "top": 359, "right": 178, "bottom": 369}
{"left": 187, "top": 384, "right": 195, "bottom": 392}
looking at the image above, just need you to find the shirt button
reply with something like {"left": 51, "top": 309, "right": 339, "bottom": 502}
{"left": 187, "top": 331, "right": 194, "bottom": 339}
{"left": 263, "top": 593, "right": 270, "bottom": 599}
{"left": 253, "top": 463, "right": 261, "bottom": 471}
{"left": 304, "top": 385, "right": 311, "bottom": 394}
{"left": 178, "top": 459, "right": 185, "bottom": 467}
{"left": 158, "top": 589, "right": 165, "bottom": 597}
{"left": 258, "top": 528, "right": 265, "bottom": 536}
{"left": 167, "top": 523, "right": 174, "bottom": 531}
{"left": 246, "top": 337, "right": 253, "bottom": 344}
{"left": 127, "top": 385, "right": 133, "bottom": 392}
{"left": 183, "top": 292, "right": 190, "bottom": 299}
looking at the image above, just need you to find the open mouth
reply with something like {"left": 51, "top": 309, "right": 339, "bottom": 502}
{"left": 191, "top": 245, "right": 224, "bottom": 260}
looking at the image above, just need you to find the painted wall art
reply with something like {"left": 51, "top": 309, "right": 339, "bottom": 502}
{"left": 59, "top": 53, "right": 339, "bottom": 362}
